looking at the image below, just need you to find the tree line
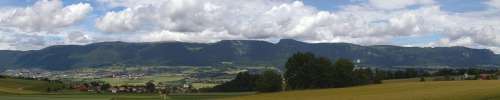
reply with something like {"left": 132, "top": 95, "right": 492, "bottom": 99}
{"left": 210, "top": 52, "right": 500, "bottom": 92}
{"left": 206, "top": 70, "right": 282, "bottom": 92}
{"left": 284, "top": 52, "right": 381, "bottom": 90}
{"left": 209, "top": 52, "right": 384, "bottom": 92}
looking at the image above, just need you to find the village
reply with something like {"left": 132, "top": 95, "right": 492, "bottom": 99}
{"left": 0, "top": 66, "right": 271, "bottom": 94}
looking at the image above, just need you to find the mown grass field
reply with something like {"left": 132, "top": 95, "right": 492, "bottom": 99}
{"left": 225, "top": 79, "right": 500, "bottom": 100}
{"left": 0, "top": 78, "right": 51, "bottom": 94}
{"left": 4, "top": 78, "right": 500, "bottom": 100}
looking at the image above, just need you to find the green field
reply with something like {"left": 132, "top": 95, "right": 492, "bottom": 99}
{"left": 0, "top": 78, "right": 51, "bottom": 94}
{"left": 225, "top": 80, "right": 500, "bottom": 100}
{"left": 5, "top": 78, "right": 500, "bottom": 100}
{"left": 98, "top": 75, "right": 185, "bottom": 86}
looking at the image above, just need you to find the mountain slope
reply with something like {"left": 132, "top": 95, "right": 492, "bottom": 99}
{"left": 0, "top": 39, "right": 499, "bottom": 70}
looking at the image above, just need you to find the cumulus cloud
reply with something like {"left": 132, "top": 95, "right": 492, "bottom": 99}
{"left": 1, "top": 0, "right": 500, "bottom": 54}
{"left": 0, "top": 0, "right": 93, "bottom": 50}
{"left": 367, "top": 0, "right": 435, "bottom": 10}
{"left": 486, "top": 0, "right": 500, "bottom": 9}
{"left": 92, "top": 0, "right": 500, "bottom": 53}
{"left": 96, "top": 0, "right": 382, "bottom": 44}
{"left": 66, "top": 31, "right": 93, "bottom": 43}
{"left": 0, "top": 0, "right": 92, "bottom": 32}
{"left": 95, "top": 0, "right": 437, "bottom": 45}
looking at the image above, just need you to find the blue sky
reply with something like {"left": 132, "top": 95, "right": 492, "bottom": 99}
{"left": 0, "top": 0, "right": 499, "bottom": 53}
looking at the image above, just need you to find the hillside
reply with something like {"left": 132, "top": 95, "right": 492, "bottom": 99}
{"left": 224, "top": 80, "right": 500, "bottom": 100}
{"left": 0, "top": 39, "right": 499, "bottom": 70}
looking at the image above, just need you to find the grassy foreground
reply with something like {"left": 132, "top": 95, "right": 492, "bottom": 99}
{"left": 4, "top": 78, "right": 500, "bottom": 100}
{"left": 224, "top": 80, "right": 500, "bottom": 100}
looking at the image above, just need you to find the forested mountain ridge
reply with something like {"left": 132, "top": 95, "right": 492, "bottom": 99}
{"left": 0, "top": 39, "right": 498, "bottom": 70}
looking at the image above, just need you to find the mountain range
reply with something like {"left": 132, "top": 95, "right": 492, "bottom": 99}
{"left": 1, "top": 39, "right": 499, "bottom": 70}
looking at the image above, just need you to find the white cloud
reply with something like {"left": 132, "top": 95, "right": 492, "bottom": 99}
{"left": 486, "top": 0, "right": 500, "bottom": 9}
{"left": 1, "top": 0, "right": 500, "bottom": 54}
{"left": 95, "top": 0, "right": 400, "bottom": 45}
{"left": 0, "top": 0, "right": 92, "bottom": 32}
{"left": 0, "top": 0, "right": 94, "bottom": 50}
{"left": 97, "top": 0, "right": 162, "bottom": 8}
{"left": 92, "top": 0, "right": 500, "bottom": 53}
{"left": 66, "top": 31, "right": 93, "bottom": 43}
{"left": 367, "top": 0, "right": 435, "bottom": 10}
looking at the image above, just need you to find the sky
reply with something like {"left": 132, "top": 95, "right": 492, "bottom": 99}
{"left": 1, "top": 0, "right": 500, "bottom": 53}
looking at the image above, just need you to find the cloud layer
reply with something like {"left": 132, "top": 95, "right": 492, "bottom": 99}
{"left": 0, "top": 0, "right": 93, "bottom": 50}
{"left": 95, "top": 0, "right": 500, "bottom": 51}
{"left": 0, "top": 0, "right": 92, "bottom": 32}
{"left": 2, "top": 0, "right": 500, "bottom": 54}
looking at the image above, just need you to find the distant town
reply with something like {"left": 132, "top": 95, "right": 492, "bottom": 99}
{"left": 0, "top": 65, "right": 276, "bottom": 93}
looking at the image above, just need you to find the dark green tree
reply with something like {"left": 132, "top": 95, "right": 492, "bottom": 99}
{"left": 101, "top": 83, "right": 111, "bottom": 91}
{"left": 284, "top": 52, "right": 318, "bottom": 90}
{"left": 256, "top": 70, "right": 283, "bottom": 92}
{"left": 145, "top": 80, "right": 156, "bottom": 93}
{"left": 332, "top": 58, "right": 355, "bottom": 87}
{"left": 284, "top": 52, "right": 378, "bottom": 90}
{"left": 315, "top": 57, "right": 336, "bottom": 88}
{"left": 211, "top": 72, "right": 259, "bottom": 92}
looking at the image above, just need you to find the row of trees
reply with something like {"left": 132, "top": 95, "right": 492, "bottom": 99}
{"left": 208, "top": 70, "right": 282, "bottom": 92}
{"left": 435, "top": 68, "right": 498, "bottom": 76}
{"left": 211, "top": 52, "right": 384, "bottom": 92}
{"left": 284, "top": 52, "right": 381, "bottom": 90}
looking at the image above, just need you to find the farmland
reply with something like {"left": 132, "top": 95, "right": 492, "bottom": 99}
{"left": 0, "top": 93, "right": 250, "bottom": 100}
{"left": 0, "top": 78, "right": 51, "bottom": 94}
{"left": 0, "top": 78, "right": 252, "bottom": 100}
{"left": 225, "top": 80, "right": 500, "bottom": 100}
{"left": 4, "top": 77, "right": 500, "bottom": 100}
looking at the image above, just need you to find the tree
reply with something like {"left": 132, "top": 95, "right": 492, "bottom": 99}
{"left": 285, "top": 52, "right": 335, "bottom": 90}
{"left": 211, "top": 72, "right": 259, "bottom": 92}
{"left": 285, "top": 52, "right": 360, "bottom": 90}
{"left": 89, "top": 81, "right": 102, "bottom": 93}
{"left": 315, "top": 57, "right": 336, "bottom": 88}
{"left": 47, "top": 80, "right": 65, "bottom": 92}
{"left": 284, "top": 52, "right": 317, "bottom": 90}
{"left": 353, "top": 68, "right": 375, "bottom": 85}
{"left": 145, "top": 80, "right": 156, "bottom": 93}
{"left": 284, "top": 52, "right": 379, "bottom": 90}
{"left": 256, "top": 70, "right": 283, "bottom": 92}
{"left": 405, "top": 68, "right": 418, "bottom": 78}
{"left": 101, "top": 83, "right": 111, "bottom": 91}
{"left": 332, "top": 58, "right": 355, "bottom": 87}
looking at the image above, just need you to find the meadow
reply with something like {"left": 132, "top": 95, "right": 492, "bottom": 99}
{"left": 4, "top": 78, "right": 500, "bottom": 100}
{"left": 0, "top": 78, "right": 50, "bottom": 94}
{"left": 224, "top": 79, "right": 500, "bottom": 100}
